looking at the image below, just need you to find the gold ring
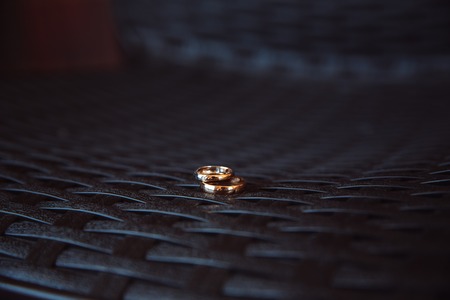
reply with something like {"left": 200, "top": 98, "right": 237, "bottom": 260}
{"left": 194, "top": 166, "right": 234, "bottom": 182}
{"left": 200, "top": 176, "right": 246, "bottom": 194}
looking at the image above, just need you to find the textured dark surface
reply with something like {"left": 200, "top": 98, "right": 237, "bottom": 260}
{"left": 1, "top": 66, "right": 450, "bottom": 299}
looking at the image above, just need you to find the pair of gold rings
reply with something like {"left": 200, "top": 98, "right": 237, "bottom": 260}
{"left": 194, "top": 166, "right": 245, "bottom": 194}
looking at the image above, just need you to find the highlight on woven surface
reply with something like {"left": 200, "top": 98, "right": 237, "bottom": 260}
{"left": 1, "top": 66, "right": 450, "bottom": 299}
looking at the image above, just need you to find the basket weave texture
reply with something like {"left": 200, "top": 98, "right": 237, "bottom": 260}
{"left": 1, "top": 68, "right": 450, "bottom": 299}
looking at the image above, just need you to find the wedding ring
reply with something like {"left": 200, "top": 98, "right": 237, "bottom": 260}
{"left": 200, "top": 176, "right": 246, "bottom": 194}
{"left": 194, "top": 166, "right": 233, "bottom": 182}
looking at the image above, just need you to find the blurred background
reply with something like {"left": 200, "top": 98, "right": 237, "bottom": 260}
{"left": 1, "top": 0, "right": 449, "bottom": 79}
{"left": 1, "top": 0, "right": 450, "bottom": 183}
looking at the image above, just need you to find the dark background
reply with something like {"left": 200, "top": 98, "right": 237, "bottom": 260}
{"left": 1, "top": 1, "right": 450, "bottom": 299}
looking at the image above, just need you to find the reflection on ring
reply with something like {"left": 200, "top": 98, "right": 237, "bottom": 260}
{"left": 200, "top": 176, "right": 246, "bottom": 194}
{"left": 194, "top": 165, "right": 233, "bottom": 182}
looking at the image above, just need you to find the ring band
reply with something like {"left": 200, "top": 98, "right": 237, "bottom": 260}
{"left": 195, "top": 166, "right": 233, "bottom": 182}
{"left": 200, "top": 176, "right": 246, "bottom": 194}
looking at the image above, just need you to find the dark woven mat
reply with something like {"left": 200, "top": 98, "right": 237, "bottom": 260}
{"left": 1, "top": 66, "right": 450, "bottom": 299}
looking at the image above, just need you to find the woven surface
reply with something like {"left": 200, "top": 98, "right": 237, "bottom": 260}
{"left": 1, "top": 66, "right": 450, "bottom": 299}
